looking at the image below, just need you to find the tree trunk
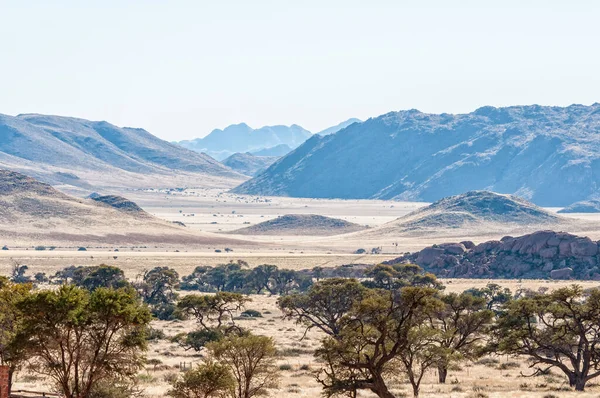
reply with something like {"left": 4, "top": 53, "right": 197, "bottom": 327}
{"left": 370, "top": 374, "right": 396, "bottom": 398}
{"left": 438, "top": 365, "right": 448, "bottom": 383}
{"left": 575, "top": 376, "right": 586, "bottom": 391}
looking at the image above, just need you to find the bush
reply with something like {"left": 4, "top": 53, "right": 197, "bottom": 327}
{"left": 78, "top": 247, "right": 87, "bottom": 251}
{"left": 168, "top": 362, "right": 234, "bottom": 398}
{"left": 152, "top": 303, "right": 184, "bottom": 321}
{"left": 34, "top": 246, "right": 46, "bottom": 251}
{"left": 241, "top": 309, "right": 263, "bottom": 318}
{"left": 176, "top": 329, "right": 224, "bottom": 351}
{"left": 279, "top": 364, "right": 292, "bottom": 371}
{"left": 146, "top": 327, "right": 166, "bottom": 341}
{"left": 1, "top": 245, "right": 8, "bottom": 250}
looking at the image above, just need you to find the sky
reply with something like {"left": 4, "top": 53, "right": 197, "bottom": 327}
{"left": 1, "top": 1, "right": 599, "bottom": 141}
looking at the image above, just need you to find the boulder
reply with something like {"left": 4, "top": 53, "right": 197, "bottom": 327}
{"left": 460, "top": 241, "right": 475, "bottom": 249}
{"left": 570, "top": 238, "right": 598, "bottom": 257}
{"left": 440, "top": 243, "right": 466, "bottom": 255}
{"left": 542, "top": 262, "right": 554, "bottom": 272}
{"left": 539, "top": 247, "right": 558, "bottom": 259}
{"left": 550, "top": 267, "right": 573, "bottom": 280}
{"left": 416, "top": 247, "right": 445, "bottom": 265}
{"left": 473, "top": 240, "right": 502, "bottom": 254}
{"left": 559, "top": 240, "right": 573, "bottom": 256}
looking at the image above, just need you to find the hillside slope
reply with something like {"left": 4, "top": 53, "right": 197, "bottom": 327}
{"left": 0, "top": 113, "right": 245, "bottom": 190}
{"left": 317, "top": 118, "right": 361, "bottom": 135}
{"left": 234, "top": 104, "right": 600, "bottom": 206}
{"left": 222, "top": 153, "right": 279, "bottom": 176}
{"left": 0, "top": 170, "right": 245, "bottom": 247}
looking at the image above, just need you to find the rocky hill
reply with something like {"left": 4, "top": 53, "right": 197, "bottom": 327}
{"left": 0, "top": 113, "right": 245, "bottom": 190}
{"left": 222, "top": 153, "right": 279, "bottom": 176}
{"left": 177, "top": 123, "right": 311, "bottom": 160}
{"left": 233, "top": 104, "right": 600, "bottom": 206}
{"left": 90, "top": 195, "right": 146, "bottom": 215}
{"left": 558, "top": 199, "right": 600, "bottom": 213}
{"left": 368, "top": 191, "right": 562, "bottom": 238}
{"left": 230, "top": 214, "right": 366, "bottom": 236}
{"left": 0, "top": 169, "right": 245, "bottom": 247}
{"left": 387, "top": 230, "right": 600, "bottom": 280}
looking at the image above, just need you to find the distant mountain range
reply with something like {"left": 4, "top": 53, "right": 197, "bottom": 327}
{"left": 250, "top": 144, "right": 293, "bottom": 157}
{"left": 176, "top": 118, "right": 361, "bottom": 160}
{"left": 233, "top": 104, "right": 600, "bottom": 207}
{"left": 0, "top": 113, "right": 245, "bottom": 191}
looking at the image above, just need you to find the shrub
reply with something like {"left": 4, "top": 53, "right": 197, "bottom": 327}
{"left": 78, "top": 247, "right": 87, "bottom": 251}
{"left": 168, "top": 362, "right": 234, "bottom": 398}
{"left": 279, "top": 364, "right": 292, "bottom": 371}
{"left": 241, "top": 309, "right": 262, "bottom": 318}
{"left": 34, "top": 246, "right": 46, "bottom": 251}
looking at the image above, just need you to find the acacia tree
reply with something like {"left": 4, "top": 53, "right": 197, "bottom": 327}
{"left": 178, "top": 292, "right": 249, "bottom": 331}
{"left": 429, "top": 292, "right": 494, "bottom": 383}
{"left": 207, "top": 334, "right": 279, "bottom": 398}
{"left": 496, "top": 285, "right": 600, "bottom": 391}
{"left": 176, "top": 292, "right": 249, "bottom": 351}
{"left": 465, "top": 283, "right": 512, "bottom": 311}
{"left": 0, "top": 278, "right": 32, "bottom": 392}
{"left": 315, "top": 287, "right": 442, "bottom": 398}
{"left": 17, "top": 285, "right": 151, "bottom": 398}
{"left": 278, "top": 278, "right": 366, "bottom": 337}
{"left": 397, "top": 325, "right": 447, "bottom": 397}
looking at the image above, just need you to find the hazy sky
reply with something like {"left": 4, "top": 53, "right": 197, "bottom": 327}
{"left": 1, "top": 1, "right": 599, "bottom": 140}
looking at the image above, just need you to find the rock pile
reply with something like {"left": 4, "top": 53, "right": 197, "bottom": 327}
{"left": 387, "top": 230, "right": 600, "bottom": 280}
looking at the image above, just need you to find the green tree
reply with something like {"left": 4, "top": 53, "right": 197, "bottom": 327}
{"left": 0, "top": 279, "right": 32, "bottom": 392}
{"left": 246, "top": 264, "right": 278, "bottom": 294}
{"left": 79, "top": 264, "right": 129, "bottom": 291}
{"left": 363, "top": 263, "right": 443, "bottom": 291}
{"left": 207, "top": 334, "right": 279, "bottom": 398}
{"left": 279, "top": 278, "right": 366, "bottom": 337}
{"left": 168, "top": 361, "right": 234, "bottom": 398}
{"left": 429, "top": 292, "right": 494, "bottom": 383}
{"left": 179, "top": 292, "right": 249, "bottom": 331}
{"left": 16, "top": 285, "right": 151, "bottom": 398}
{"left": 314, "top": 287, "right": 441, "bottom": 398}
{"left": 138, "top": 266, "right": 180, "bottom": 305}
{"left": 465, "top": 283, "right": 512, "bottom": 311}
{"left": 495, "top": 285, "right": 600, "bottom": 391}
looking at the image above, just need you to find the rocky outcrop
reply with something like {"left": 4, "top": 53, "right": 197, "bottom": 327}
{"left": 387, "top": 230, "right": 600, "bottom": 280}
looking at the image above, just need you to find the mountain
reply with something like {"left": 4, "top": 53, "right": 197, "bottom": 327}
{"left": 317, "top": 118, "right": 361, "bottom": 135}
{"left": 222, "top": 153, "right": 279, "bottom": 177}
{"left": 0, "top": 169, "right": 245, "bottom": 247}
{"left": 558, "top": 199, "right": 600, "bottom": 213}
{"left": 177, "top": 123, "right": 312, "bottom": 160}
{"left": 230, "top": 214, "right": 366, "bottom": 236}
{"left": 0, "top": 113, "right": 245, "bottom": 191}
{"left": 251, "top": 144, "right": 293, "bottom": 157}
{"left": 233, "top": 104, "right": 600, "bottom": 206}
